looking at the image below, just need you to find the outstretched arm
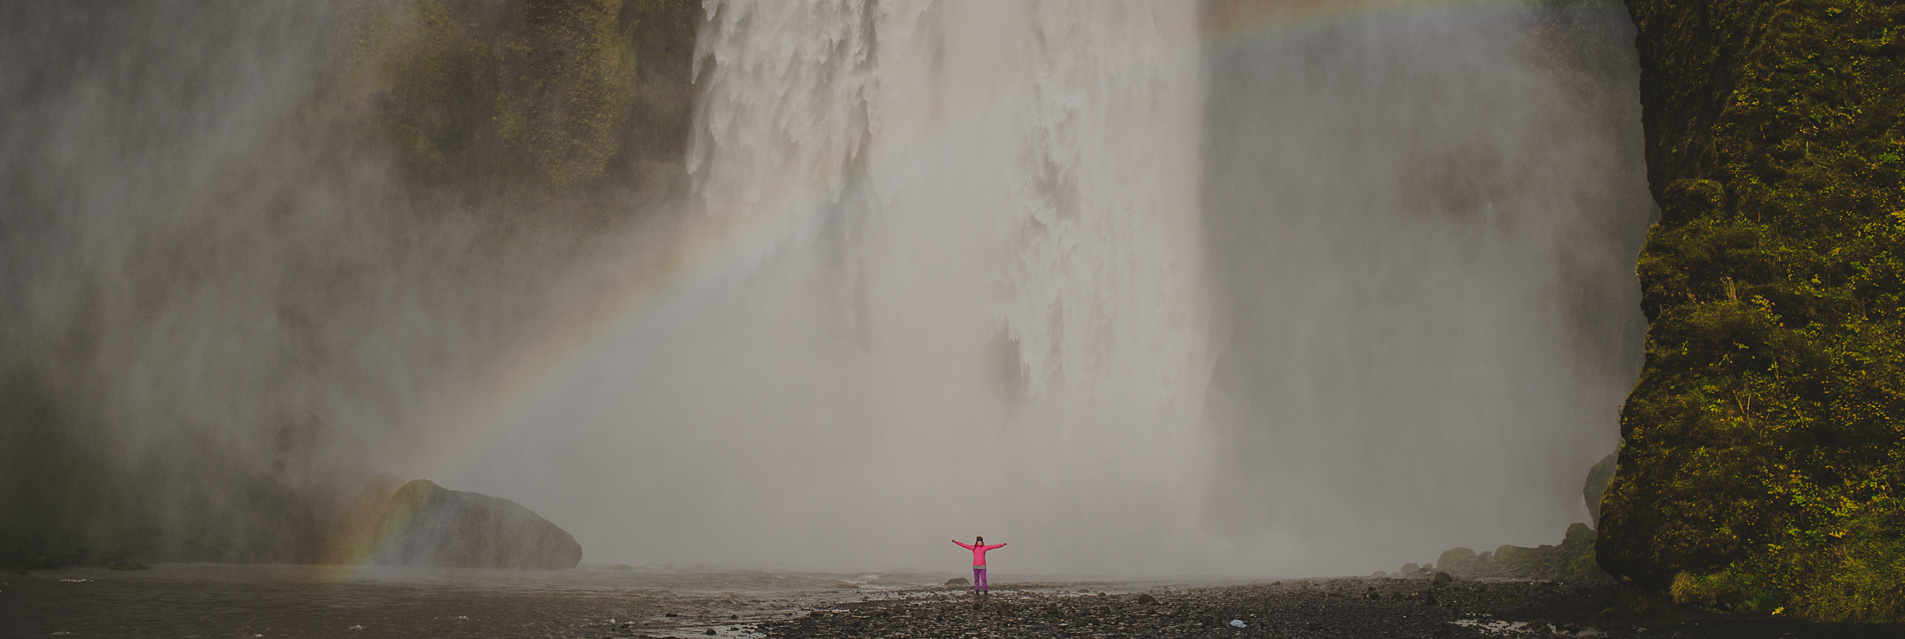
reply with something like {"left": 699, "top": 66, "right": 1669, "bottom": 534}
{"left": 984, "top": 542, "right": 1007, "bottom": 550}
{"left": 953, "top": 540, "right": 974, "bottom": 549}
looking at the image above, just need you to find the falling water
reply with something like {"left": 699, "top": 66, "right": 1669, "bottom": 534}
{"left": 1, "top": 0, "right": 1650, "bottom": 577}
{"left": 462, "top": 0, "right": 1649, "bottom": 577}
{"left": 465, "top": 0, "right": 1219, "bottom": 574}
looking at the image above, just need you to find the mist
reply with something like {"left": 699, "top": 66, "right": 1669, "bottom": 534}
{"left": 1198, "top": 1, "right": 1652, "bottom": 573}
{"left": 453, "top": 0, "right": 1650, "bottom": 576}
{"left": 0, "top": 0, "right": 694, "bottom": 561}
{"left": 2, "top": 0, "right": 1650, "bottom": 576}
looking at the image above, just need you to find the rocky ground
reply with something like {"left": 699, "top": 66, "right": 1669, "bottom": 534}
{"left": 743, "top": 576, "right": 1905, "bottom": 639}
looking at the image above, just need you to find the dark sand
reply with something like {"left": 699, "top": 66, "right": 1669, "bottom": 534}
{"left": 755, "top": 578, "right": 1905, "bottom": 639}
{"left": 8, "top": 565, "right": 1901, "bottom": 638}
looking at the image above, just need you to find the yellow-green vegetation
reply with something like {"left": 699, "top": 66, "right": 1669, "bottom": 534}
{"left": 337, "top": 0, "right": 697, "bottom": 190}
{"left": 1602, "top": 0, "right": 1905, "bottom": 622}
{"left": 341, "top": 0, "right": 498, "bottom": 173}
{"left": 493, "top": 0, "right": 635, "bottom": 187}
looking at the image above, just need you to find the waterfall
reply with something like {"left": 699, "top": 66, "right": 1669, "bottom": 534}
{"left": 0, "top": 1, "right": 1651, "bottom": 574}
{"left": 477, "top": 0, "right": 1219, "bottom": 573}
{"left": 466, "top": 0, "right": 1650, "bottom": 576}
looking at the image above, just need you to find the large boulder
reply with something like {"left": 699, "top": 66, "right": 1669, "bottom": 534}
{"left": 368, "top": 480, "right": 581, "bottom": 569}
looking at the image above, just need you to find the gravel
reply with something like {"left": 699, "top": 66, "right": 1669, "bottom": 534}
{"left": 748, "top": 576, "right": 1905, "bottom": 639}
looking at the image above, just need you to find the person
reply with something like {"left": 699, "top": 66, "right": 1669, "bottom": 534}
{"left": 951, "top": 536, "right": 1006, "bottom": 593}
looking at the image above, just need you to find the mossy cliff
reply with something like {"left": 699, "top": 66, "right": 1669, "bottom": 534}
{"left": 1602, "top": 0, "right": 1905, "bottom": 621}
{"left": 337, "top": 0, "right": 699, "bottom": 191}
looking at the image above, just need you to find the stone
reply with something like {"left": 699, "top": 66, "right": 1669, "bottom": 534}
{"left": 945, "top": 577, "right": 969, "bottom": 587}
{"left": 1137, "top": 593, "right": 1158, "bottom": 605}
{"left": 1430, "top": 572, "right": 1452, "bottom": 588}
{"left": 1435, "top": 548, "right": 1478, "bottom": 576}
{"left": 366, "top": 479, "right": 581, "bottom": 569}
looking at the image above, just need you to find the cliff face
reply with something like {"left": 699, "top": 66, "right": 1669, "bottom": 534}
{"left": 1604, "top": 0, "right": 1905, "bottom": 621}
{"left": 341, "top": 0, "right": 701, "bottom": 191}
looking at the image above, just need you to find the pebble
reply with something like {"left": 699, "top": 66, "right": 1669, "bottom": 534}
{"left": 753, "top": 577, "right": 1636, "bottom": 638}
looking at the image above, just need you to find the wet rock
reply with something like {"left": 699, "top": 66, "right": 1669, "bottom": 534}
{"left": 752, "top": 576, "right": 1659, "bottom": 639}
{"left": 945, "top": 578, "right": 969, "bottom": 587}
{"left": 1431, "top": 572, "right": 1452, "bottom": 588}
{"left": 367, "top": 479, "right": 581, "bottom": 569}
{"left": 1137, "top": 593, "right": 1158, "bottom": 605}
{"left": 1436, "top": 547, "right": 1479, "bottom": 574}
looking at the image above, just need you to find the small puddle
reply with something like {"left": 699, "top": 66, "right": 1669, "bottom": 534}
{"left": 1452, "top": 618, "right": 1603, "bottom": 637}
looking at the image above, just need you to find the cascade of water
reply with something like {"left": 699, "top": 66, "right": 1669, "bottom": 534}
{"left": 1, "top": 1, "right": 1649, "bottom": 574}
{"left": 475, "top": 0, "right": 1216, "bottom": 573}
{"left": 468, "top": 0, "right": 1649, "bottom": 576}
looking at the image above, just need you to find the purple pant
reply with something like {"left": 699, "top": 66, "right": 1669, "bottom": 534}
{"left": 972, "top": 566, "right": 988, "bottom": 591}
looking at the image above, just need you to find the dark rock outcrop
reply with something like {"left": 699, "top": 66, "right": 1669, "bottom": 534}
{"left": 1583, "top": 452, "right": 1618, "bottom": 527}
{"left": 1607, "top": 0, "right": 1905, "bottom": 622}
{"left": 1435, "top": 522, "right": 1608, "bottom": 584}
{"left": 367, "top": 480, "right": 581, "bottom": 569}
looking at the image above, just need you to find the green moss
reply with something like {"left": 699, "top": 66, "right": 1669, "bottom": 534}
{"left": 338, "top": 0, "right": 498, "bottom": 177}
{"left": 1605, "top": 0, "right": 1905, "bottom": 622}
{"left": 336, "top": 0, "right": 694, "bottom": 191}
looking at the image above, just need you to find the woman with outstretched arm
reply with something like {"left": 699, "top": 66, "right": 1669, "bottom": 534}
{"left": 952, "top": 536, "right": 1006, "bottom": 592}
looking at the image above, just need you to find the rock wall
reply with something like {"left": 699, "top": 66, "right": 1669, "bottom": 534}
{"left": 341, "top": 0, "right": 701, "bottom": 190}
{"left": 1602, "top": 0, "right": 1905, "bottom": 621}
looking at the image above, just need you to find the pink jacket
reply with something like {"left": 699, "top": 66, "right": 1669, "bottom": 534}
{"left": 953, "top": 540, "right": 1007, "bottom": 566}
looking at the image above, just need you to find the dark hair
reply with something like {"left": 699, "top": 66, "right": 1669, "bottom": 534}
{"left": 976, "top": 536, "right": 984, "bottom": 543}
